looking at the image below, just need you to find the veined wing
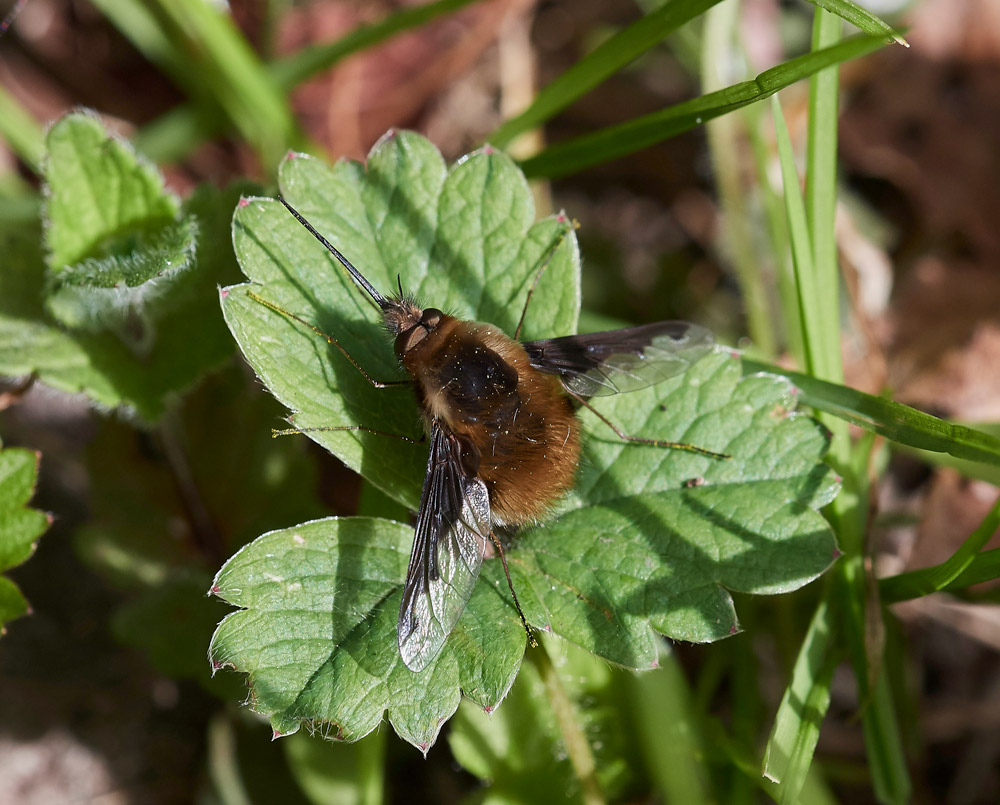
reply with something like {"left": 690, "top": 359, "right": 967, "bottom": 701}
{"left": 398, "top": 420, "right": 490, "bottom": 672}
{"left": 522, "top": 321, "right": 714, "bottom": 398}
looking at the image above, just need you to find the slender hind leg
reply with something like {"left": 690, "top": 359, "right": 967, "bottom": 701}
{"left": 566, "top": 387, "right": 730, "bottom": 460}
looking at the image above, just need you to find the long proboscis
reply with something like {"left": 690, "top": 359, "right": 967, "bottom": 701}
{"left": 277, "top": 196, "right": 388, "bottom": 309}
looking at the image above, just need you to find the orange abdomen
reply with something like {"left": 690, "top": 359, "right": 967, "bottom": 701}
{"left": 406, "top": 318, "right": 581, "bottom": 526}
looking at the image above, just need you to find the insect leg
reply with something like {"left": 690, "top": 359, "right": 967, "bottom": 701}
{"left": 566, "top": 387, "right": 731, "bottom": 460}
{"left": 488, "top": 529, "right": 538, "bottom": 648}
{"left": 247, "top": 290, "right": 409, "bottom": 389}
{"left": 513, "top": 222, "right": 576, "bottom": 341}
{"left": 272, "top": 425, "right": 426, "bottom": 444}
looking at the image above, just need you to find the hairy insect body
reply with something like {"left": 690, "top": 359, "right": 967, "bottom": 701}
{"left": 401, "top": 314, "right": 581, "bottom": 527}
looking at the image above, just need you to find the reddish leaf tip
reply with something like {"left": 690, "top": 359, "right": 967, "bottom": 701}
{"left": 482, "top": 144, "right": 495, "bottom": 155}
{"left": 210, "top": 585, "right": 222, "bottom": 594}
{"left": 832, "top": 547, "right": 843, "bottom": 560}
{"left": 219, "top": 288, "right": 229, "bottom": 299}
{"left": 556, "top": 212, "right": 568, "bottom": 223}
{"left": 285, "top": 149, "right": 298, "bottom": 160}
{"left": 483, "top": 704, "right": 494, "bottom": 714}
{"left": 729, "top": 624, "right": 739, "bottom": 635}
{"left": 649, "top": 659, "right": 659, "bottom": 669}
{"left": 238, "top": 197, "right": 250, "bottom": 208}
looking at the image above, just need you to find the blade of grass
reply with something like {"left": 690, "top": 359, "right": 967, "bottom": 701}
{"left": 132, "top": 0, "right": 482, "bottom": 165}
{"left": 804, "top": 0, "right": 908, "bottom": 46}
{"left": 771, "top": 93, "right": 823, "bottom": 375}
{"left": 149, "top": 0, "right": 301, "bottom": 166}
{"left": 763, "top": 598, "right": 841, "bottom": 805}
{"left": 880, "top": 496, "right": 1000, "bottom": 603}
{"left": 0, "top": 84, "right": 44, "bottom": 172}
{"left": 702, "top": 1, "right": 776, "bottom": 358}
{"left": 269, "top": 0, "right": 481, "bottom": 88}
{"left": 940, "top": 548, "right": 1000, "bottom": 593}
{"left": 519, "top": 34, "right": 889, "bottom": 179}
{"left": 745, "top": 99, "right": 799, "bottom": 359}
{"left": 740, "top": 358, "right": 1000, "bottom": 468}
{"left": 489, "top": 0, "right": 725, "bottom": 148}
{"left": 863, "top": 667, "right": 911, "bottom": 804}
{"left": 89, "top": 0, "right": 202, "bottom": 90}
{"left": 627, "top": 654, "right": 710, "bottom": 805}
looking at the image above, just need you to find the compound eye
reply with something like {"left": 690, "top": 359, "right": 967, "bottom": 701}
{"left": 394, "top": 325, "right": 428, "bottom": 356}
{"left": 421, "top": 308, "right": 443, "bottom": 328}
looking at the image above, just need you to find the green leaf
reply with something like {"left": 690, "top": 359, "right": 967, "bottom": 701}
{"left": 0, "top": 162, "right": 252, "bottom": 420}
{"left": 214, "top": 134, "right": 839, "bottom": 750}
{"left": 519, "top": 34, "right": 890, "bottom": 179}
{"left": 489, "top": 0, "right": 725, "bottom": 148}
{"left": 510, "top": 354, "right": 839, "bottom": 667}
{"left": 0, "top": 446, "right": 51, "bottom": 633}
{"left": 209, "top": 517, "right": 526, "bottom": 751}
{"left": 44, "top": 112, "right": 180, "bottom": 271}
{"left": 46, "top": 217, "right": 199, "bottom": 332}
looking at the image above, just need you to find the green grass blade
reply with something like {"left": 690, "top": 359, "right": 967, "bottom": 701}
{"left": 627, "top": 655, "right": 710, "bottom": 805}
{"left": 133, "top": 0, "right": 481, "bottom": 164}
{"left": 880, "top": 497, "right": 1000, "bottom": 603}
{"left": 490, "top": 0, "right": 724, "bottom": 148}
{"left": 520, "top": 34, "right": 889, "bottom": 179}
{"left": 864, "top": 668, "right": 911, "bottom": 804}
{"left": 804, "top": 0, "right": 908, "bottom": 46}
{"left": 0, "top": 84, "right": 44, "bottom": 172}
{"left": 942, "top": 548, "right": 1000, "bottom": 592}
{"left": 763, "top": 598, "right": 840, "bottom": 805}
{"left": 270, "top": 0, "right": 481, "bottom": 88}
{"left": 149, "top": 0, "right": 301, "bottom": 166}
{"left": 741, "top": 359, "right": 1000, "bottom": 467}
{"left": 771, "top": 94, "right": 823, "bottom": 375}
{"left": 805, "top": 12, "right": 845, "bottom": 391}
{"left": 702, "top": 2, "right": 776, "bottom": 358}
{"left": 89, "top": 0, "right": 201, "bottom": 89}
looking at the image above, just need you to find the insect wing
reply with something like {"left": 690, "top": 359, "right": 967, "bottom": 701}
{"left": 523, "top": 321, "right": 714, "bottom": 397}
{"left": 398, "top": 422, "right": 490, "bottom": 672}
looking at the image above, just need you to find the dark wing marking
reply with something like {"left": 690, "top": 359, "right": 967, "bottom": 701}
{"left": 397, "top": 420, "right": 490, "bottom": 672}
{"left": 522, "top": 321, "right": 714, "bottom": 398}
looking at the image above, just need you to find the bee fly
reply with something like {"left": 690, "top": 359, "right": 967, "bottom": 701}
{"left": 251, "top": 197, "right": 729, "bottom": 672}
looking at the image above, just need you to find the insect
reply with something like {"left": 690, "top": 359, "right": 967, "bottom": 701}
{"left": 252, "top": 197, "right": 728, "bottom": 672}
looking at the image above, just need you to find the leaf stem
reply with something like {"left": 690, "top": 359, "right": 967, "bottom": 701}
{"left": 529, "top": 640, "right": 606, "bottom": 805}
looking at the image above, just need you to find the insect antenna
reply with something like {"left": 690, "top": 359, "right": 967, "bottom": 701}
{"left": 277, "top": 196, "right": 389, "bottom": 312}
{"left": 566, "top": 387, "right": 731, "bottom": 460}
{"left": 488, "top": 530, "right": 538, "bottom": 649}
